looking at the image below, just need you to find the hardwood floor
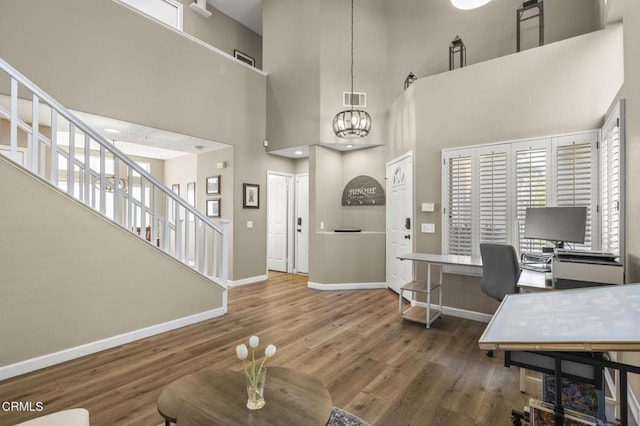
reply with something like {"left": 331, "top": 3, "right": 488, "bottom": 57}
{"left": 0, "top": 272, "right": 530, "bottom": 425}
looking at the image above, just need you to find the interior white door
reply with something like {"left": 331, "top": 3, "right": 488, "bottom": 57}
{"left": 267, "top": 173, "right": 288, "bottom": 272}
{"left": 295, "top": 174, "right": 309, "bottom": 274}
{"left": 386, "top": 153, "right": 414, "bottom": 295}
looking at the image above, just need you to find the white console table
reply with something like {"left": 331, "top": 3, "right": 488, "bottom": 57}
{"left": 396, "top": 253, "right": 482, "bottom": 329}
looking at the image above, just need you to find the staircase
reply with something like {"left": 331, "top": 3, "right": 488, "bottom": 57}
{"left": 0, "top": 57, "right": 228, "bottom": 290}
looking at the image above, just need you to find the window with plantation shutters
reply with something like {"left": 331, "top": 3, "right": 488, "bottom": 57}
{"left": 444, "top": 154, "right": 473, "bottom": 256}
{"left": 442, "top": 130, "right": 607, "bottom": 259}
{"left": 600, "top": 102, "right": 624, "bottom": 256}
{"left": 479, "top": 150, "right": 508, "bottom": 244}
{"left": 553, "top": 134, "right": 597, "bottom": 250}
{"left": 514, "top": 143, "right": 548, "bottom": 253}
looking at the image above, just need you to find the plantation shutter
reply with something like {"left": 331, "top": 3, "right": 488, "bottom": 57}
{"left": 445, "top": 154, "right": 473, "bottom": 255}
{"left": 553, "top": 135, "right": 597, "bottom": 250}
{"left": 479, "top": 150, "right": 508, "bottom": 244}
{"left": 514, "top": 144, "right": 548, "bottom": 253}
{"left": 600, "top": 106, "right": 623, "bottom": 256}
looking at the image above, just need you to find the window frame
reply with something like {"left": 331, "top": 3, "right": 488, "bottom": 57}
{"left": 115, "top": 0, "right": 184, "bottom": 31}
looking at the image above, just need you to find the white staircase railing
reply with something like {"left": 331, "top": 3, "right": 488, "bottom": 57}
{"left": 0, "top": 57, "right": 228, "bottom": 288}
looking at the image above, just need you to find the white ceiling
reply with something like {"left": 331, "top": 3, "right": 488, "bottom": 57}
{"left": 207, "top": 0, "right": 263, "bottom": 35}
{"left": 72, "top": 111, "right": 228, "bottom": 159}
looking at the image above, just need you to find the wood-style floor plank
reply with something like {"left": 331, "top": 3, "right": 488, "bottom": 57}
{"left": 0, "top": 272, "right": 530, "bottom": 425}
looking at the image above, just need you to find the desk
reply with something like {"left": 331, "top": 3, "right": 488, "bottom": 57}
{"left": 517, "top": 269, "right": 553, "bottom": 291}
{"left": 478, "top": 284, "right": 640, "bottom": 425}
{"left": 397, "top": 253, "right": 482, "bottom": 328}
{"left": 157, "top": 367, "right": 333, "bottom": 426}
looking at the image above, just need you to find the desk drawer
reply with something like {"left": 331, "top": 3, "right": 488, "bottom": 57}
{"left": 552, "top": 261, "right": 623, "bottom": 285}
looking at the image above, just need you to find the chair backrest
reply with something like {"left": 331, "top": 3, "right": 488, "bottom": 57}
{"left": 480, "top": 243, "right": 521, "bottom": 302}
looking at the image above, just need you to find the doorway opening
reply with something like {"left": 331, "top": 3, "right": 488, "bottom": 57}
{"left": 267, "top": 171, "right": 309, "bottom": 274}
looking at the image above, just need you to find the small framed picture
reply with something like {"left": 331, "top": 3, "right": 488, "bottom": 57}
{"left": 206, "top": 199, "right": 221, "bottom": 217}
{"left": 171, "top": 183, "right": 180, "bottom": 195}
{"left": 243, "top": 183, "right": 259, "bottom": 209}
{"left": 234, "top": 49, "right": 255, "bottom": 67}
{"left": 187, "top": 182, "right": 195, "bottom": 207}
{"left": 206, "top": 175, "right": 221, "bottom": 195}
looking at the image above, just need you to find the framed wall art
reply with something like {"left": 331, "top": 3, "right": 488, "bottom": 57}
{"left": 243, "top": 183, "right": 259, "bottom": 208}
{"left": 206, "top": 199, "right": 221, "bottom": 217}
{"left": 206, "top": 175, "right": 220, "bottom": 195}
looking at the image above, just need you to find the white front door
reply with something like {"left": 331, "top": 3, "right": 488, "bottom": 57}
{"left": 295, "top": 174, "right": 309, "bottom": 274}
{"left": 267, "top": 173, "right": 289, "bottom": 272}
{"left": 386, "top": 153, "right": 414, "bottom": 294}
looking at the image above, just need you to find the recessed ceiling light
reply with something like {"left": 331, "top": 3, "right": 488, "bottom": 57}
{"left": 451, "top": 0, "right": 492, "bottom": 10}
{"left": 294, "top": 150, "right": 303, "bottom": 155}
{"left": 104, "top": 128, "right": 120, "bottom": 134}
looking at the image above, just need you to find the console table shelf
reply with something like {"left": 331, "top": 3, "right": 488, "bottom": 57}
{"left": 400, "top": 305, "right": 441, "bottom": 325}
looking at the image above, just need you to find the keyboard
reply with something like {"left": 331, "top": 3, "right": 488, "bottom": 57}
{"left": 553, "top": 248, "right": 618, "bottom": 259}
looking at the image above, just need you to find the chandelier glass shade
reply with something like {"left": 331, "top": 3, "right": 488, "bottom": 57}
{"left": 333, "top": 109, "right": 371, "bottom": 138}
{"left": 333, "top": 0, "right": 371, "bottom": 139}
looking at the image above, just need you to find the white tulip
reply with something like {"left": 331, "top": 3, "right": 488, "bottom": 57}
{"left": 265, "top": 344, "right": 277, "bottom": 358}
{"left": 236, "top": 344, "right": 248, "bottom": 360}
{"left": 249, "top": 335, "right": 260, "bottom": 349}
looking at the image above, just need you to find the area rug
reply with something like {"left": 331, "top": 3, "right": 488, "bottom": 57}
{"left": 160, "top": 407, "right": 369, "bottom": 426}
{"left": 327, "top": 407, "right": 370, "bottom": 426}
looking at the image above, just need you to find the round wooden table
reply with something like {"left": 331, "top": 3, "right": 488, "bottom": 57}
{"left": 157, "top": 367, "right": 333, "bottom": 425}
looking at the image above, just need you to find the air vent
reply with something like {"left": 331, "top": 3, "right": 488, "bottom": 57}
{"left": 343, "top": 92, "right": 367, "bottom": 108}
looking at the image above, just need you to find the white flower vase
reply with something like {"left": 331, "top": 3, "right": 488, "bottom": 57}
{"left": 246, "top": 368, "right": 266, "bottom": 410}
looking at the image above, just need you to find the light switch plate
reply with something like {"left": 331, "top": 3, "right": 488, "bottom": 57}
{"left": 421, "top": 202, "right": 435, "bottom": 212}
{"left": 421, "top": 223, "right": 435, "bottom": 233}
{"left": 247, "top": 221, "right": 253, "bottom": 228}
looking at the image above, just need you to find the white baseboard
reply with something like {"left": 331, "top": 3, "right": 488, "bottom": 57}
{"left": 0, "top": 307, "right": 226, "bottom": 381}
{"left": 307, "top": 281, "right": 387, "bottom": 291}
{"left": 227, "top": 274, "right": 269, "bottom": 287}
{"left": 413, "top": 301, "right": 493, "bottom": 323}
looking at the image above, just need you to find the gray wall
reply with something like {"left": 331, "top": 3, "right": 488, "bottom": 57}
{"left": 0, "top": 157, "right": 223, "bottom": 367}
{"left": 263, "top": 0, "right": 322, "bottom": 151}
{"left": 177, "top": 0, "right": 263, "bottom": 69}
{"left": 385, "top": 0, "right": 600, "bottom": 101}
{"left": 309, "top": 146, "right": 386, "bottom": 284}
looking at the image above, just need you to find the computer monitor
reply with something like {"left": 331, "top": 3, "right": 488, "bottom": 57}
{"left": 524, "top": 207, "right": 587, "bottom": 249}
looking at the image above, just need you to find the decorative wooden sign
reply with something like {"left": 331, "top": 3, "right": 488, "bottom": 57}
{"left": 342, "top": 175, "right": 385, "bottom": 206}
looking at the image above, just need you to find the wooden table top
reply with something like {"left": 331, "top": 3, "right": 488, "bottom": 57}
{"left": 157, "top": 367, "right": 333, "bottom": 426}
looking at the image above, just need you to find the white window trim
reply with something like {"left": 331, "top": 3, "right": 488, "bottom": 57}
{"left": 114, "top": 0, "right": 184, "bottom": 31}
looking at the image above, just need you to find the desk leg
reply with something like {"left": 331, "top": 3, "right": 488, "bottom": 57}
{"left": 438, "top": 265, "right": 443, "bottom": 315}
{"left": 426, "top": 263, "right": 432, "bottom": 329}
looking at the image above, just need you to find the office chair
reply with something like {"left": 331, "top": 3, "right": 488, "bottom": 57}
{"left": 480, "top": 243, "right": 521, "bottom": 357}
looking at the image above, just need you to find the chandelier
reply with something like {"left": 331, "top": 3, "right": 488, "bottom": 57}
{"left": 333, "top": 0, "right": 371, "bottom": 139}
